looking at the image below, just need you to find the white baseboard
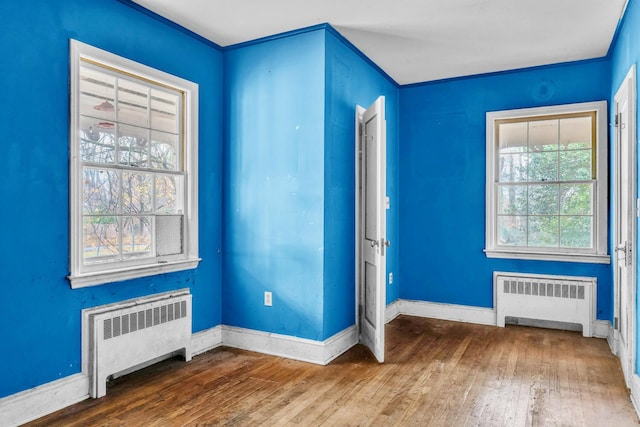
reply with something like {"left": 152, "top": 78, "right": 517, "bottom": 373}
{"left": 385, "top": 300, "right": 401, "bottom": 323}
{"left": 392, "top": 299, "right": 496, "bottom": 326}
{"left": 387, "top": 300, "right": 612, "bottom": 341}
{"left": 222, "top": 325, "right": 358, "bottom": 365}
{"left": 592, "top": 319, "right": 612, "bottom": 340}
{"left": 0, "top": 373, "right": 89, "bottom": 427}
{"left": 631, "top": 374, "right": 640, "bottom": 422}
{"left": 322, "top": 326, "right": 359, "bottom": 363}
{"left": 191, "top": 325, "right": 223, "bottom": 356}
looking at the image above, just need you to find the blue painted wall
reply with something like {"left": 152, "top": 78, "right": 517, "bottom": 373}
{"left": 1, "top": 0, "right": 631, "bottom": 405}
{"left": 323, "top": 30, "right": 400, "bottom": 336}
{"left": 223, "top": 30, "right": 327, "bottom": 340}
{"left": 609, "top": 0, "right": 640, "bottom": 373}
{"left": 0, "top": 0, "right": 223, "bottom": 398}
{"left": 399, "top": 60, "right": 613, "bottom": 319}
{"left": 223, "top": 27, "right": 399, "bottom": 341}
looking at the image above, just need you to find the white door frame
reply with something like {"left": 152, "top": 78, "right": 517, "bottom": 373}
{"left": 614, "top": 64, "right": 637, "bottom": 386}
{"left": 355, "top": 105, "right": 364, "bottom": 332}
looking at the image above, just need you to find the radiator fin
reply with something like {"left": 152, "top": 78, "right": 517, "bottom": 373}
{"left": 503, "top": 279, "right": 585, "bottom": 300}
{"left": 103, "top": 301, "right": 188, "bottom": 341}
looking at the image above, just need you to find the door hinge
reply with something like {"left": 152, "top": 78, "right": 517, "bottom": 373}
{"left": 615, "top": 113, "right": 620, "bottom": 128}
{"left": 615, "top": 316, "right": 619, "bottom": 330}
{"left": 359, "top": 123, "right": 363, "bottom": 136}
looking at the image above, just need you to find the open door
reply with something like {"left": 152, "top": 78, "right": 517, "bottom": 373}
{"left": 614, "top": 65, "right": 636, "bottom": 385}
{"left": 357, "top": 96, "right": 387, "bottom": 363}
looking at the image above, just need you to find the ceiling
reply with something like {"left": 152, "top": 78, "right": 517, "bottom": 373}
{"left": 132, "top": 0, "right": 628, "bottom": 85}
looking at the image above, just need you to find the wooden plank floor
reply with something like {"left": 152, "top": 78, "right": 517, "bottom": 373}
{"left": 27, "top": 316, "right": 639, "bottom": 426}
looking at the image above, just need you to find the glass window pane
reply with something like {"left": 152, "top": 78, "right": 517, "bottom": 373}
{"left": 560, "top": 117, "right": 592, "bottom": 150}
{"left": 527, "top": 151, "right": 558, "bottom": 182}
{"left": 497, "top": 185, "right": 527, "bottom": 214}
{"left": 151, "top": 89, "right": 179, "bottom": 134}
{"left": 528, "top": 216, "right": 559, "bottom": 247}
{"left": 528, "top": 119, "right": 558, "bottom": 152}
{"left": 118, "top": 124, "right": 149, "bottom": 167}
{"left": 118, "top": 78, "right": 149, "bottom": 127}
{"left": 83, "top": 216, "right": 120, "bottom": 260}
{"left": 122, "top": 216, "right": 152, "bottom": 256}
{"left": 80, "top": 116, "right": 115, "bottom": 164}
{"left": 83, "top": 168, "right": 119, "bottom": 215}
{"left": 80, "top": 66, "right": 116, "bottom": 122}
{"left": 560, "top": 216, "right": 592, "bottom": 248}
{"left": 155, "top": 174, "right": 184, "bottom": 214}
{"left": 497, "top": 216, "right": 527, "bottom": 246}
{"left": 122, "top": 172, "right": 153, "bottom": 214}
{"left": 499, "top": 153, "right": 527, "bottom": 182}
{"left": 559, "top": 150, "right": 591, "bottom": 180}
{"left": 150, "top": 131, "right": 179, "bottom": 171}
{"left": 498, "top": 122, "right": 527, "bottom": 154}
{"left": 528, "top": 184, "right": 558, "bottom": 215}
{"left": 560, "top": 183, "right": 592, "bottom": 215}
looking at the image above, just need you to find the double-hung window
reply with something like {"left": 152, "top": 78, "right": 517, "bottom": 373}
{"left": 485, "top": 101, "right": 608, "bottom": 263}
{"left": 68, "top": 40, "right": 200, "bottom": 288}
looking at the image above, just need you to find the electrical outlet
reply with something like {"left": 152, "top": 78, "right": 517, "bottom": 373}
{"left": 264, "top": 291, "right": 272, "bottom": 306}
{"left": 389, "top": 272, "right": 393, "bottom": 284}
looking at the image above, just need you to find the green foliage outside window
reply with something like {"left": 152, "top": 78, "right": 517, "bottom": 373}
{"left": 496, "top": 114, "right": 594, "bottom": 250}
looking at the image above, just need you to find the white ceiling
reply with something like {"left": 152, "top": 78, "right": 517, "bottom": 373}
{"left": 132, "top": 0, "right": 628, "bottom": 85}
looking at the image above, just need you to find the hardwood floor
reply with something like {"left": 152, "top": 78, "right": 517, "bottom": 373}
{"left": 27, "top": 316, "right": 639, "bottom": 426}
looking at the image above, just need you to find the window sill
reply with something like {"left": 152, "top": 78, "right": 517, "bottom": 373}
{"left": 484, "top": 249, "right": 610, "bottom": 264}
{"left": 68, "top": 258, "right": 201, "bottom": 289}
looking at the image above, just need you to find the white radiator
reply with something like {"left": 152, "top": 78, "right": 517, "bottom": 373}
{"left": 82, "top": 289, "right": 192, "bottom": 398}
{"left": 494, "top": 272, "right": 596, "bottom": 337}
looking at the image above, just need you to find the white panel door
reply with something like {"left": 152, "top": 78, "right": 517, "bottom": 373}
{"left": 358, "top": 96, "right": 386, "bottom": 363}
{"left": 614, "top": 65, "right": 636, "bottom": 385}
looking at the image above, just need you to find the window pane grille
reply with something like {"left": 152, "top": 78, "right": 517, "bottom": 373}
{"left": 495, "top": 112, "right": 595, "bottom": 250}
{"left": 78, "top": 64, "right": 185, "bottom": 265}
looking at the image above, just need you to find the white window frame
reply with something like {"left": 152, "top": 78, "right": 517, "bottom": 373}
{"left": 485, "top": 101, "right": 609, "bottom": 264}
{"left": 68, "top": 39, "right": 200, "bottom": 288}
